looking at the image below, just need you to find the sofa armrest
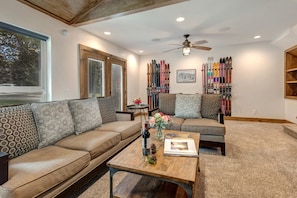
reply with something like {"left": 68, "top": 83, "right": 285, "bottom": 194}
{"left": 218, "top": 112, "right": 224, "bottom": 124}
{"left": 0, "top": 152, "right": 9, "bottom": 185}
{"left": 116, "top": 111, "right": 135, "bottom": 121}
{"left": 148, "top": 108, "right": 159, "bottom": 117}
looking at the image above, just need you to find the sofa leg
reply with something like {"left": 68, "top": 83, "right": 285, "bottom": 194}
{"left": 221, "top": 143, "right": 226, "bottom": 156}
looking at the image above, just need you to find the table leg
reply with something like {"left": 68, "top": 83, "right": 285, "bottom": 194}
{"left": 109, "top": 167, "right": 118, "bottom": 198}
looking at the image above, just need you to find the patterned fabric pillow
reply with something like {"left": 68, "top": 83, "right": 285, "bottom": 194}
{"left": 68, "top": 97, "right": 102, "bottom": 135}
{"left": 0, "top": 104, "right": 39, "bottom": 159}
{"left": 175, "top": 94, "right": 202, "bottom": 119}
{"left": 31, "top": 101, "right": 74, "bottom": 148}
{"left": 97, "top": 97, "right": 117, "bottom": 124}
{"left": 201, "top": 94, "right": 222, "bottom": 120}
{"left": 159, "top": 93, "right": 176, "bottom": 115}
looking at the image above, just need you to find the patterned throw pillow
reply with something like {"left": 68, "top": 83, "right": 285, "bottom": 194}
{"left": 97, "top": 97, "right": 117, "bottom": 124}
{"left": 175, "top": 94, "right": 202, "bottom": 119}
{"left": 68, "top": 97, "right": 102, "bottom": 135}
{"left": 159, "top": 93, "right": 176, "bottom": 115}
{"left": 201, "top": 94, "right": 222, "bottom": 120}
{"left": 0, "top": 104, "right": 39, "bottom": 159}
{"left": 31, "top": 101, "right": 74, "bottom": 148}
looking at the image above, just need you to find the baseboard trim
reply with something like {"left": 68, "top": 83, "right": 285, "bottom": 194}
{"left": 224, "top": 116, "right": 291, "bottom": 123}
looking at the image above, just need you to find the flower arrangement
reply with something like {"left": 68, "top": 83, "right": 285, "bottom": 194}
{"left": 149, "top": 112, "right": 171, "bottom": 130}
{"left": 133, "top": 97, "right": 142, "bottom": 105}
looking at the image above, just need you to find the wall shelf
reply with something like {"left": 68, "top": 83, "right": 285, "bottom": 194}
{"left": 285, "top": 45, "right": 297, "bottom": 99}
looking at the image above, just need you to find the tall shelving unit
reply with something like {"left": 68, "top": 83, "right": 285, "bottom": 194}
{"left": 285, "top": 45, "right": 297, "bottom": 99}
{"left": 202, "top": 56, "right": 233, "bottom": 116}
{"left": 147, "top": 60, "right": 170, "bottom": 110}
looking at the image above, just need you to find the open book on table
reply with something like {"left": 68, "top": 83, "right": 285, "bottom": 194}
{"left": 164, "top": 134, "right": 198, "bottom": 157}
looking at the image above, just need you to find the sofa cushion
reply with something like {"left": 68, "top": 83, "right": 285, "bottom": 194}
{"left": 175, "top": 94, "right": 202, "bottom": 119}
{"left": 98, "top": 97, "right": 118, "bottom": 124}
{"left": 201, "top": 94, "right": 222, "bottom": 120}
{"left": 0, "top": 104, "right": 39, "bottom": 159}
{"left": 158, "top": 93, "right": 176, "bottom": 115}
{"left": 165, "top": 117, "right": 184, "bottom": 131}
{"left": 95, "top": 120, "right": 142, "bottom": 140}
{"left": 55, "top": 130, "right": 121, "bottom": 159}
{"left": 31, "top": 101, "right": 74, "bottom": 148}
{"left": 0, "top": 145, "right": 90, "bottom": 198}
{"left": 181, "top": 118, "right": 225, "bottom": 136}
{"left": 68, "top": 98, "right": 102, "bottom": 135}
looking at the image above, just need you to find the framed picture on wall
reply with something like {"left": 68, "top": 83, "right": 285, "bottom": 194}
{"left": 176, "top": 69, "right": 196, "bottom": 83}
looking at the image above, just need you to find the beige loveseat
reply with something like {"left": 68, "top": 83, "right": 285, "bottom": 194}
{"left": 149, "top": 93, "right": 226, "bottom": 155}
{"left": 0, "top": 97, "right": 141, "bottom": 198}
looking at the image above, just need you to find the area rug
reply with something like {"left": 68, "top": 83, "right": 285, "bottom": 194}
{"left": 74, "top": 120, "right": 297, "bottom": 197}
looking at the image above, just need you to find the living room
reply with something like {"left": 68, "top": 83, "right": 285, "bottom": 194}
{"left": 1, "top": 1, "right": 297, "bottom": 197}
{"left": 1, "top": 0, "right": 297, "bottom": 124}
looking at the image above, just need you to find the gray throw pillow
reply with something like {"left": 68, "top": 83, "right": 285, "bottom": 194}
{"left": 175, "top": 94, "right": 202, "bottom": 119}
{"left": 31, "top": 101, "right": 74, "bottom": 148}
{"left": 201, "top": 94, "right": 222, "bottom": 120}
{"left": 159, "top": 93, "right": 176, "bottom": 115}
{"left": 0, "top": 104, "right": 39, "bottom": 159}
{"left": 68, "top": 97, "right": 102, "bottom": 135}
{"left": 97, "top": 97, "right": 117, "bottom": 124}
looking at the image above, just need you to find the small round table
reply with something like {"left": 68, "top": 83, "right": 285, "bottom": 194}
{"left": 126, "top": 104, "right": 149, "bottom": 123}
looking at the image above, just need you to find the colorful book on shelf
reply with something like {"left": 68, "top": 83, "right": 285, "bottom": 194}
{"left": 164, "top": 134, "right": 198, "bottom": 157}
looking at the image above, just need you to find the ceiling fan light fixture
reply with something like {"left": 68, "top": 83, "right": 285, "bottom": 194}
{"left": 183, "top": 47, "right": 191, "bottom": 56}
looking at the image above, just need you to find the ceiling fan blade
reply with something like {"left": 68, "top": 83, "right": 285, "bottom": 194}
{"left": 192, "top": 45, "right": 212, "bottom": 51}
{"left": 162, "top": 46, "right": 183, "bottom": 53}
{"left": 169, "top": 44, "right": 183, "bottom": 46}
{"left": 194, "top": 40, "right": 208, "bottom": 45}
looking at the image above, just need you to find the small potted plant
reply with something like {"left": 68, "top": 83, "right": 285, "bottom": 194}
{"left": 133, "top": 97, "right": 142, "bottom": 106}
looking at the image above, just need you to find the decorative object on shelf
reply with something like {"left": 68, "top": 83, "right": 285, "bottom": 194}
{"left": 133, "top": 97, "right": 142, "bottom": 106}
{"left": 149, "top": 112, "right": 171, "bottom": 140}
{"left": 176, "top": 69, "right": 196, "bottom": 83}
{"left": 201, "top": 56, "right": 233, "bottom": 116}
{"left": 147, "top": 60, "right": 170, "bottom": 110}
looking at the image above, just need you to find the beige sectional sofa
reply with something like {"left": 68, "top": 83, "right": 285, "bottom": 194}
{"left": 149, "top": 93, "right": 226, "bottom": 155}
{"left": 0, "top": 97, "right": 141, "bottom": 198}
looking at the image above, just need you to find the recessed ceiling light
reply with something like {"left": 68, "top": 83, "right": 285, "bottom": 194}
{"left": 139, "top": 50, "right": 144, "bottom": 53}
{"left": 254, "top": 35, "right": 261, "bottom": 39}
{"left": 104, "top": 31, "right": 111, "bottom": 35}
{"left": 176, "top": 17, "right": 185, "bottom": 22}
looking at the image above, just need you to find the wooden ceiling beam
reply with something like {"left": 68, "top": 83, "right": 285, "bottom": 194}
{"left": 72, "top": 0, "right": 188, "bottom": 27}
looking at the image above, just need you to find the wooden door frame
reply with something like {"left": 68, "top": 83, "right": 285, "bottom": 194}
{"left": 79, "top": 44, "right": 127, "bottom": 109}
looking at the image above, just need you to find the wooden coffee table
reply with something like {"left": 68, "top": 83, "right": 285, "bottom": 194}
{"left": 107, "top": 129, "right": 200, "bottom": 198}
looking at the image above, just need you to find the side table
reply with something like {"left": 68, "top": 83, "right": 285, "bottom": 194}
{"left": 126, "top": 104, "right": 149, "bottom": 123}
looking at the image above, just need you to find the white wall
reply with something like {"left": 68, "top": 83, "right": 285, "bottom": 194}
{"left": 1, "top": 0, "right": 140, "bottom": 103}
{"left": 140, "top": 42, "right": 285, "bottom": 120}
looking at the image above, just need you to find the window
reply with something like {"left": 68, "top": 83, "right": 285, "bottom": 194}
{"left": 0, "top": 22, "right": 48, "bottom": 106}
{"left": 88, "top": 58, "right": 104, "bottom": 98}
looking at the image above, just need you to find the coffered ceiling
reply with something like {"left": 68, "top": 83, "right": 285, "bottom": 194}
{"left": 18, "top": 0, "right": 297, "bottom": 55}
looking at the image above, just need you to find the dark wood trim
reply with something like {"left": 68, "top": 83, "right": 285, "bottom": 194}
{"left": 224, "top": 116, "right": 291, "bottom": 123}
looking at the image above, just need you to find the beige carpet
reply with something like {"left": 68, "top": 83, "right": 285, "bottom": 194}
{"left": 77, "top": 120, "right": 297, "bottom": 198}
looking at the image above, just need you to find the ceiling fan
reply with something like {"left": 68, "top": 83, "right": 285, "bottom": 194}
{"left": 164, "top": 34, "right": 212, "bottom": 55}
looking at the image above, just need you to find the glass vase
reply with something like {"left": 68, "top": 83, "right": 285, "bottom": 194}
{"left": 155, "top": 127, "right": 164, "bottom": 140}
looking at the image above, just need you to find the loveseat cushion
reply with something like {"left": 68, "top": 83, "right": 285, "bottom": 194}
{"left": 158, "top": 93, "right": 176, "bottom": 115}
{"left": 201, "top": 94, "right": 222, "bottom": 120}
{"left": 68, "top": 97, "right": 102, "bottom": 135}
{"left": 31, "top": 101, "right": 75, "bottom": 148}
{"left": 98, "top": 96, "right": 118, "bottom": 124}
{"left": 181, "top": 118, "right": 225, "bottom": 136}
{"left": 0, "top": 104, "right": 39, "bottom": 159}
{"left": 175, "top": 94, "right": 202, "bottom": 118}
{"left": 0, "top": 146, "right": 90, "bottom": 198}
{"left": 95, "top": 120, "right": 142, "bottom": 140}
{"left": 55, "top": 130, "right": 121, "bottom": 159}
